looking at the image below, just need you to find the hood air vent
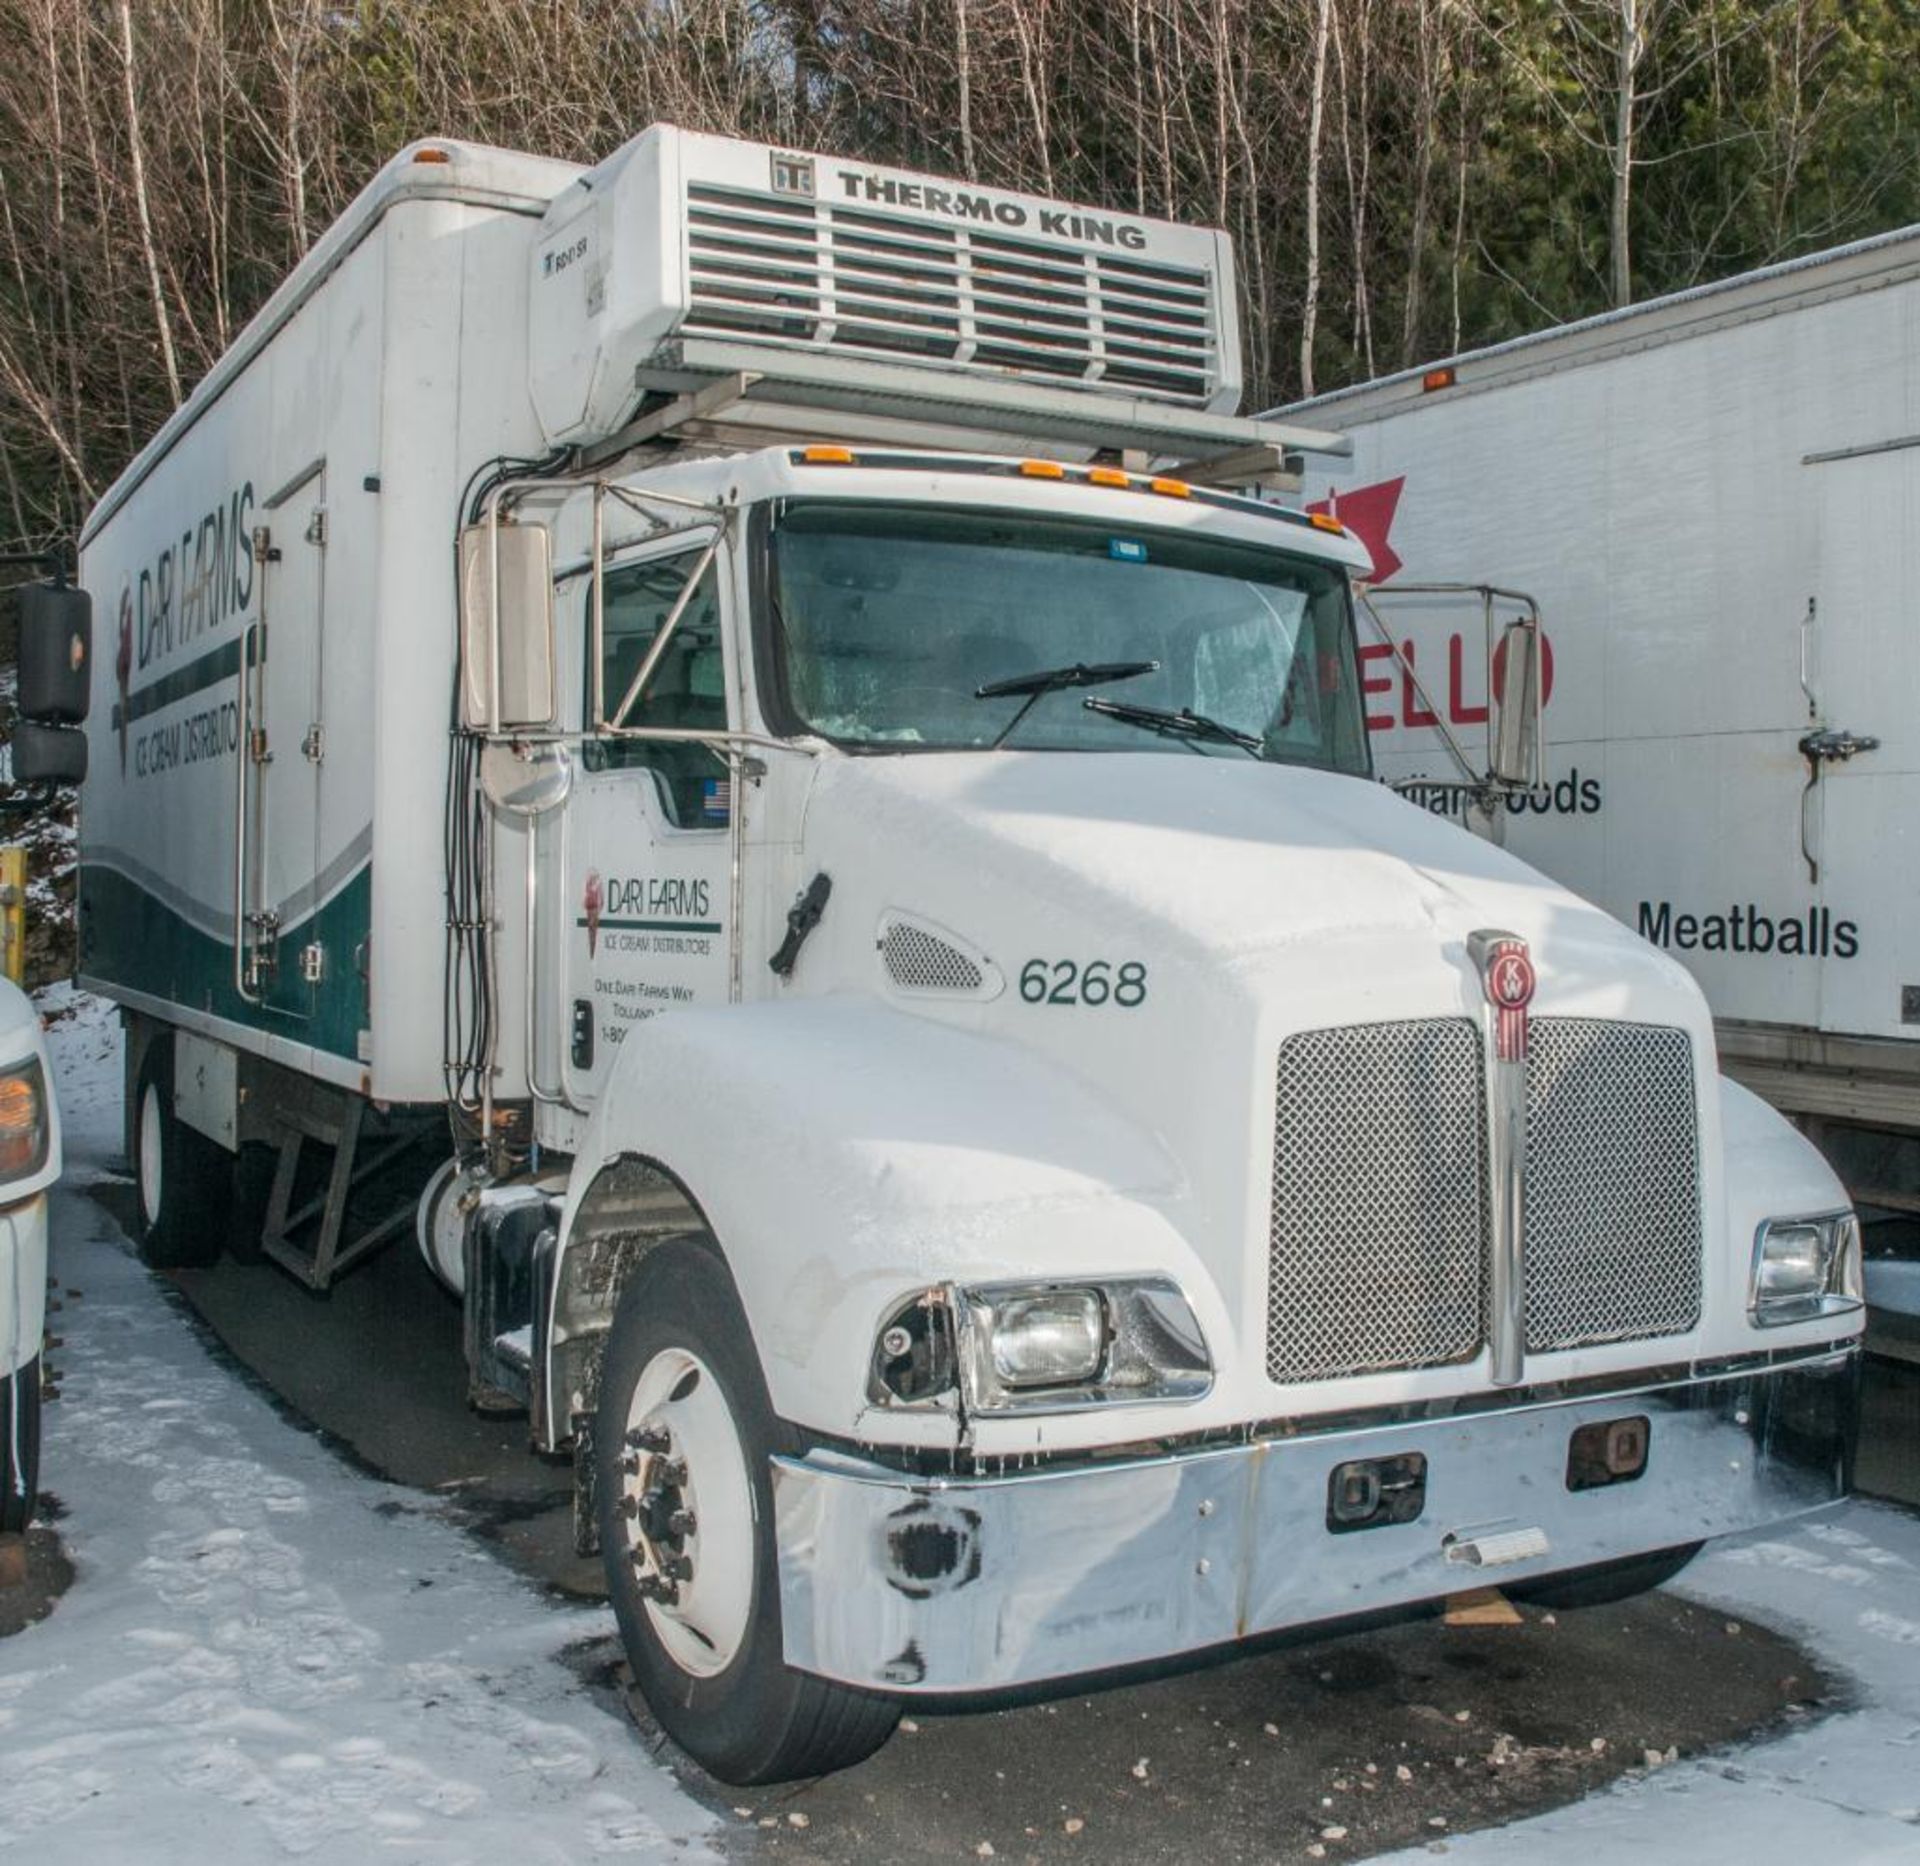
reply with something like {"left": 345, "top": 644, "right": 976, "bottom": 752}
{"left": 878, "top": 913, "right": 1002, "bottom": 1001}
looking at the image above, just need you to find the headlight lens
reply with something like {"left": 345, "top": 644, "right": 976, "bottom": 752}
{"left": 0, "top": 1060, "right": 48, "bottom": 1181}
{"left": 1750, "top": 1212, "right": 1862, "bottom": 1326}
{"left": 989, "top": 1289, "right": 1106, "bottom": 1389}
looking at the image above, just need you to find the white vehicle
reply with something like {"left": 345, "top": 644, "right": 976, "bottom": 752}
{"left": 64, "top": 127, "right": 1863, "bottom": 1784}
{"left": 0, "top": 977, "right": 59, "bottom": 1532}
{"left": 1280, "top": 227, "right": 1920, "bottom": 1349}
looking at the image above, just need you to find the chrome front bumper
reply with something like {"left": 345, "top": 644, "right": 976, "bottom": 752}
{"left": 772, "top": 1350, "right": 1857, "bottom": 1693}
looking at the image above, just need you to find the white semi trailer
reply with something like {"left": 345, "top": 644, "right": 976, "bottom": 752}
{"left": 64, "top": 127, "right": 1863, "bottom": 1784}
{"left": 1281, "top": 227, "right": 1920, "bottom": 1358}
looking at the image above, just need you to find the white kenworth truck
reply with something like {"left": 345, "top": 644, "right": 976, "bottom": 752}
{"left": 68, "top": 127, "right": 1861, "bottom": 1784}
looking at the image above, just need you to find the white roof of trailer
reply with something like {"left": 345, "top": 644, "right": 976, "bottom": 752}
{"left": 80, "top": 140, "right": 583, "bottom": 548}
{"left": 1276, "top": 220, "right": 1920, "bottom": 426}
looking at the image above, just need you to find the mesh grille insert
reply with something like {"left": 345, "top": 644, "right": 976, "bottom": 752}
{"left": 881, "top": 920, "right": 986, "bottom": 995}
{"left": 1267, "top": 1020, "right": 1487, "bottom": 1385}
{"left": 1525, "top": 1018, "right": 1702, "bottom": 1351}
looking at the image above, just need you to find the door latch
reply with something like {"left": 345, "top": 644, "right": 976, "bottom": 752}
{"left": 300, "top": 941, "right": 326, "bottom": 984}
{"left": 1800, "top": 726, "right": 1880, "bottom": 765}
{"left": 1797, "top": 726, "right": 1881, "bottom": 883}
{"left": 302, "top": 722, "right": 324, "bottom": 763}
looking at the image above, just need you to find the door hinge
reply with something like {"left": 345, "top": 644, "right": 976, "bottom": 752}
{"left": 300, "top": 941, "right": 326, "bottom": 984}
{"left": 253, "top": 524, "right": 279, "bottom": 565}
{"left": 302, "top": 722, "right": 324, "bottom": 763}
{"left": 304, "top": 506, "right": 328, "bottom": 548}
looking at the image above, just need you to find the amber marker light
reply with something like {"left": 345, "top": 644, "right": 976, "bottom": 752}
{"left": 1019, "top": 460, "right": 1066, "bottom": 479}
{"left": 1309, "top": 513, "right": 1346, "bottom": 535}
{"left": 1148, "top": 477, "right": 1192, "bottom": 499}
{"left": 0, "top": 1063, "right": 46, "bottom": 1180}
{"left": 1086, "top": 466, "right": 1131, "bottom": 489}
{"left": 800, "top": 445, "right": 857, "bottom": 465}
{"left": 412, "top": 147, "right": 453, "bottom": 165}
{"left": 1422, "top": 365, "right": 1457, "bottom": 393}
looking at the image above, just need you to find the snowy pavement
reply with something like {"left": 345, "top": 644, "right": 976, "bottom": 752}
{"left": 1377, "top": 1501, "right": 1920, "bottom": 1865}
{"left": 7, "top": 990, "right": 1920, "bottom": 1863}
{"left": 0, "top": 991, "right": 716, "bottom": 1862}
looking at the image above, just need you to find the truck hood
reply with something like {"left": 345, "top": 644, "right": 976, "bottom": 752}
{"left": 800, "top": 750, "right": 1687, "bottom": 998}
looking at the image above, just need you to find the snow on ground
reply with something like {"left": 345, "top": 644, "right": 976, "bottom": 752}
{"left": 1379, "top": 1501, "right": 1920, "bottom": 1864}
{"left": 4, "top": 991, "right": 717, "bottom": 1863}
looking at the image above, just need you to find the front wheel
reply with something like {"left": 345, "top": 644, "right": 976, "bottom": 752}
{"left": 595, "top": 1240, "right": 898, "bottom": 1784}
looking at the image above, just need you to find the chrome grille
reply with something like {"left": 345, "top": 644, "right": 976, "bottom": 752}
{"left": 1525, "top": 1019, "right": 1702, "bottom": 1351}
{"left": 683, "top": 185, "right": 1219, "bottom": 403}
{"left": 1266, "top": 1020, "right": 1487, "bottom": 1385}
{"left": 880, "top": 919, "right": 984, "bottom": 995}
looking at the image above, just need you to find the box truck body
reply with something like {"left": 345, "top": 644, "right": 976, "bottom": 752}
{"left": 1282, "top": 229, "right": 1920, "bottom": 1117}
{"left": 65, "top": 127, "right": 1865, "bottom": 1785}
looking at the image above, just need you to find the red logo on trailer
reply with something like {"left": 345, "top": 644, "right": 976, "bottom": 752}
{"left": 1479, "top": 937, "right": 1535, "bottom": 1063}
{"left": 1306, "top": 477, "right": 1404, "bottom": 584}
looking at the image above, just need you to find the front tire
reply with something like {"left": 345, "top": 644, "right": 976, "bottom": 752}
{"left": 134, "top": 1037, "right": 228, "bottom": 1268}
{"left": 595, "top": 1240, "right": 898, "bottom": 1784}
{"left": 1, "top": 1356, "right": 40, "bottom": 1534}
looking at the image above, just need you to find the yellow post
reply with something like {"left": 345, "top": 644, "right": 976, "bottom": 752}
{"left": 0, "top": 846, "right": 24, "bottom": 985}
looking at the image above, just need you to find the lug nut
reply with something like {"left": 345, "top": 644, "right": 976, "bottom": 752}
{"left": 658, "top": 1458, "right": 688, "bottom": 1488}
{"left": 668, "top": 1509, "right": 697, "bottom": 1538}
{"left": 663, "top": 1554, "right": 693, "bottom": 1582}
{"left": 626, "top": 1423, "right": 671, "bottom": 1453}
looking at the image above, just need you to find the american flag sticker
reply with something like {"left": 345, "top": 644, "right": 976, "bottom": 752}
{"left": 702, "top": 778, "right": 732, "bottom": 824}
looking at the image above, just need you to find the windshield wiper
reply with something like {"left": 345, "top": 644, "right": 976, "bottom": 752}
{"left": 975, "top": 659, "right": 1158, "bottom": 749}
{"left": 1082, "top": 696, "right": 1264, "bottom": 757}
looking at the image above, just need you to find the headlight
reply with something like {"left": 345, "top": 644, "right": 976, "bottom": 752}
{"left": 1750, "top": 1212, "right": 1862, "bottom": 1327}
{"left": 869, "top": 1276, "right": 1212, "bottom": 1414}
{"left": 0, "top": 1059, "right": 48, "bottom": 1182}
{"left": 988, "top": 1289, "right": 1106, "bottom": 1389}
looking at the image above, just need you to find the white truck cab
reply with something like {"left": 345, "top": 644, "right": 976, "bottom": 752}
{"left": 66, "top": 126, "right": 1863, "bottom": 1784}
{"left": 0, "top": 978, "right": 59, "bottom": 1533}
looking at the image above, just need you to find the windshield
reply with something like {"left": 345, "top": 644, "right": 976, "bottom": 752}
{"left": 767, "top": 502, "right": 1370, "bottom": 774}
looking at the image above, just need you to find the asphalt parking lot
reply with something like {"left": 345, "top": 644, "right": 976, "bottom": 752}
{"left": 115, "top": 1184, "right": 1916, "bottom": 1863}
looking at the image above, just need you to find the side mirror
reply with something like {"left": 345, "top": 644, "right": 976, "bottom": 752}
{"left": 1491, "top": 615, "right": 1542, "bottom": 789}
{"left": 459, "top": 521, "right": 554, "bottom": 731}
{"left": 18, "top": 582, "right": 91, "bottom": 723}
{"left": 478, "top": 739, "right": 572, "bottom": 816}
{"left": 11, "top": 718, "right": 88, "bottom": 784}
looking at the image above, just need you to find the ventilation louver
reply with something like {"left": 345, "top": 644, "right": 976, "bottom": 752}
{"left": 878, "top": 914, "right": 1001, "bottom": 1001}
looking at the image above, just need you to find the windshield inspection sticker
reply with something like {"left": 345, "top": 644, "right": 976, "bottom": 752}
{"left": 1109, "top": 538, "right": 1148, "bottom": 563}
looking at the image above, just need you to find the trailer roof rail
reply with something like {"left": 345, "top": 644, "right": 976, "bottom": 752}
{"left": 577, "top": 339, "right": 1350, "bottom": 489}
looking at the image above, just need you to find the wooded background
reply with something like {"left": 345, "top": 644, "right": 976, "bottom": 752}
{"left": 0, "top": 0, "right": 1915, "bottom": 558}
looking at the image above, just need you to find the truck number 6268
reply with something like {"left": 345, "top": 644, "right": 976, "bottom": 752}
{"left": 1018, "top": 959, "right": 1148, "bottom": 1008}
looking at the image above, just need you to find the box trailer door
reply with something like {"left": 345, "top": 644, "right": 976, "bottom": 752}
{"left": 243, "top": 467, "right": 326, "bottom": 1020}
{"left": 1805, "top": 441, "right": 1920, "bottom": 1041}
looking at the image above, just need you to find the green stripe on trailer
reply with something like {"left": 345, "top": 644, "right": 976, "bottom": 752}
{"left": 77, "top": 861, "right": 372, "bottom": 1064}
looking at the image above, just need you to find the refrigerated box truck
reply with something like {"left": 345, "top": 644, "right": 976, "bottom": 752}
{"left": 1281, "top": 226, "right": 1920, "bottom": 1355}
{"left": 48, "top": 126, "right": 1866, "bottom": 1783}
